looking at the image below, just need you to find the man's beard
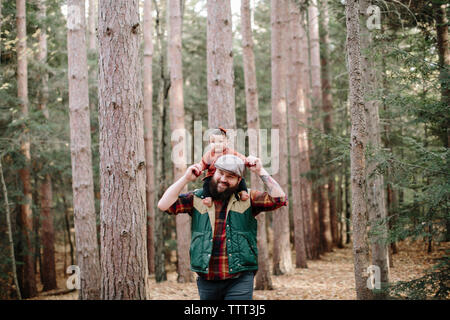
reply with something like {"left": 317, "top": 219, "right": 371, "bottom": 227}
{"left": 208, "top": 177, "right": 239, "bottom": 201}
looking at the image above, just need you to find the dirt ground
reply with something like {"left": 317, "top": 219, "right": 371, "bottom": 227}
{"left": 30, "top": 240, "right": 448, "bottom": 300}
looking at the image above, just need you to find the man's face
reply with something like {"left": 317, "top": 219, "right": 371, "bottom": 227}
{"left": 210, "top": 135, "right": 227, "bottom": 154}
{"left": 209, "top": 169, "right": 241, "bottom": 200}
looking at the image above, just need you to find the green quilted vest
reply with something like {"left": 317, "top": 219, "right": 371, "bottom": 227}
{"left": 190, "top": 188, "right": 258, "bottom": 275}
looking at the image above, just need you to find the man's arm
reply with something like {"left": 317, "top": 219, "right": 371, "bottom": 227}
{"left": 246, "top": 156, "right": 285, "bottom": 198}
{"left": 157, "top": 163, "right": 202, "bottom": 211}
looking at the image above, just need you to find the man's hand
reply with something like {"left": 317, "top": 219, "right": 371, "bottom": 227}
{"left": 184, "top": 163, "right": 203, "bottom": 182}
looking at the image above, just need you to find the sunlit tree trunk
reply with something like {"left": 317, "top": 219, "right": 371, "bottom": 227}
{"left": 298, "top": 8, "right": 317, "bottom": 260}
{"left": 207, "top": 0, "right": 236, "bottom": 129}
{"left": 308, "top": 0, "right": 332, "bottom": 254}
{"left": 345, "top": 0, "right": 372, "bottom": 300}
{"left": 319, "top": 0, "right": 338, "bottom": 247}
{"left": 98, "top": 0, "right": 149, "bottom": 299}
{"left": 143, "top": 0, "right": 155, "bottom": 275}
{"left": 271, "top": 0, "right": 292, "bottom": 275}
{"left": 168, "top": 0, "right": 192, "bottom": 283}
{"left": 67, "top": 0, "right": 101, "bottom": 299}
{"left": 241, "top": 0, "right": 273, "bottom": 289}
{"left": 88, "top": 0, "right": 96, "bottom": 51}
{"left": 287, "top": 0, "right": 307, "bottom": 269}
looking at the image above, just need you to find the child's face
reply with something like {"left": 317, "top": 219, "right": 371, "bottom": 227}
{"left": 210, "top": 134, "right": 227, "bottom": 154}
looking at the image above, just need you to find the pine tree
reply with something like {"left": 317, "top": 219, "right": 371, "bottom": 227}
{"left": 271, "top": 0, "right": 292, "bottom": 275}
{"left": 16, "top": 0, "right": 37, "bottom": 299}
{"left": 168, "top": 0, "right": 192, "bottom": 283}
{"left": 98, "top": 0, "right": 149, "bottom": 299}
{"left": 241, "top": 0, "right": 273, "bottom": 289}
{"left": 345, "top": 0, "right": 373, "bottom": 300}
{"left": 38, "top": 0, "right": 57, "bottom": 292}
{"left": 287, "top": 0, "right": 307, "bottom": 269}
{"left": 207, "top": 0, "right": 236, "bottom": 129}
{"left": 67, "top": 0, "right": 101, "bottom": 299}
{"left": 143, "top": 0, "right": 156, "bottom": 275}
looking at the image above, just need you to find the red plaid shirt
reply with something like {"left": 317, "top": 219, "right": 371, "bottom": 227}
{"left": 165, "top": 190, "right": 287, "bottom": 280}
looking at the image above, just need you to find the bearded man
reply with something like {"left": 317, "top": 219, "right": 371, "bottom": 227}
{"left": 158, "top": 154, "right": 287, "bottom": 300}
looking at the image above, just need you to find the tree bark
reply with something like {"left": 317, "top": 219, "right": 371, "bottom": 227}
{"left": 62, "top": 194, "right": 75, "bottom": 267}
{"left": 433, "top": 2, "right": 450, "bottom": 148}
{"left": 168, "top": 0, "right": 192, "bottom": 283}
{"left": 88, "top": 0, "right": 96, "bottom": 51}
{"left": 319, "top": 0, "right": 338, "bottom": 247}
{"left": 287, "top": 0, "right": 307, "bottom": 269}
{"left": 67, "top": 0, "right": 101, "bottom": 300}
{"left": 143, "top": 0, "right": 155, "bottom": 276}
{"left": 16, "top": 0, "right": 37, "bottom": 299}
{"left": 207, "top": 0, "right": 236, "bottom": 130}
{"left": 345, "top": 0, "right": 373, "bottom": 300}
{"left": 271, "top": 0, "right": 292, "bottom": 275}
{"left": 98, "top": 0, "right": 149, "bottom": 299}
{"left": 297, "top": 9, "right": 316, "bottom": 260}
{"left": 308, "top": 0, "right": 333, "bottom": 254}
{"left": 38, "top": 0, "right": 57, "bottom": 292}
{"left": 154, "top": 0, "right": 168, "bottom": 283}
{"left": 360, "top": 0, "right": 390, "bottom": 297}
{"left": 241, "top": 0, "right": 273, "bottom": 290}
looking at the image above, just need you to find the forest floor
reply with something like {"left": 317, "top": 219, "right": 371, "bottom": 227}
{"left": 30, "top": 239, "right": 449, "bottom": 300}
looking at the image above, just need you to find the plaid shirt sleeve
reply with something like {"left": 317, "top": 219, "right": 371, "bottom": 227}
{"left": 250, "top": 189, "right": 288, "bottom": 216}
{"left": 165, "top": 192, "right": 194, "bottom": 216}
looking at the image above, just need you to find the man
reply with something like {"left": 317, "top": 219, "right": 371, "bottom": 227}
{"left": 158, "top": 154, "right": 287, "bottom": 300}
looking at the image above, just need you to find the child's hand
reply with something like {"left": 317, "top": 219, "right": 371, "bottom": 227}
{"left": 246, "top": 156, "right": 262, "bottom": 174}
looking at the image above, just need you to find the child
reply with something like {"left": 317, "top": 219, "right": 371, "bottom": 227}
{"left": 198, "top": 127, "right": 249, "bottom": 207}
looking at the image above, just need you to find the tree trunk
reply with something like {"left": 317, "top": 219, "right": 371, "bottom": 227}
{"left": 88, "top": 0, "right": 96, "bottom": 51}
{"left": 98, "top": 0, "right": 149, "bottom": 299}
{"left": 38, "top": 0, "right": 57, "bottom": 292}
{"left": 336, "top": 173, "right": 344, "bottom": 248}
{"left": 143, "top": 0, "right": 155, "bottom": 276}
{"left": 344, "top": 102, "right": 351, "bottom": 245}
{"left": 154, "top": 0, "right": 168, "bottom": 283}
{"left": 168, "top": 0, "right": 192, "bottom": 283}
{"left": 67, "top": 0, "right": 101, "bottom": 300}
{"left": 298, "top": 9, "right": 315, "bottom": 261}
{"left": 0, "top": 158, "right": 22, "bottom": 299}
{"left": 360, "top": 0, "right": 390, "bottom": 297}
{"left": 271, "top": 0, "right": 292, "bottom": 275}
{"left": 207, "top": 0, "right": 236, "bottom": 130}
{"left": 345, "top": 0, "right": 372, "bottom": 300}
{"left": 62, "top": 195, "right": 75, "bottom": 267}
{"left": 16, "top": 0, "right": 37, "bottom": 299}
{"left": 433, "top": 2, "right": 450, "bottom": 148}
{"left": 287, "top": 1, "right": 307, "bottom": 269}
{"left": 241, "top": 0, "right": 273, "bottom": 290}
{"left": 308, "top": 0, "right": 333, "bottom": 254}
{"left": 319, "top": 0, "right": 338, "bottom": 247}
